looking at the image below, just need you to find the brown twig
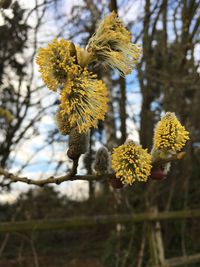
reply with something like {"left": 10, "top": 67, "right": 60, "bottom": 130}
{"left": 0, "top": 153, "right": 185, "bottom": 186}
{"left": 0, "top": 159, "right": 115, "bottom": 186}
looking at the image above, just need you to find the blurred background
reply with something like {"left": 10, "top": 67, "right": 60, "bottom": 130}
{"left": 0, "top": 0, "right": 200, "bottom": 266}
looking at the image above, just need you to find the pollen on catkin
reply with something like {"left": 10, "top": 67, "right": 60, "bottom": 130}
{"left": 36, "top": 38, "right": 78, "bottom": 91}
{"left": 60, "top": 67, "right": 108, "bottom": 133}
{"left": 112, "top": 141, "right": 152, "bottom": 185}
{"left": 86, "top": 11, "right": 142, "bottom": 76}
{"left": 153, "top": 112, "right": 189, "bottom": 152}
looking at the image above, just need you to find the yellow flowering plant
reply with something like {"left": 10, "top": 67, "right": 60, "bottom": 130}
{"left": 36, "top": 12, "right": 142, "bottom": 135}
{"left": 0, "top": 12, "right": 190, "bottom": 191}
{"left": 35, "top": 12, "right": 189, "bottom": 188}
{"left": 112, "top": 141, "right": 152, "bottom": 185}
{"left": 111, "top": 112, "right": 189, "bottom": 185}
{"left": 151, "top": 112, "right": 189, "bottom": 166}
{"left": 152, "top": 112, "right": 189, "bottom": 154}
{"left": 149, "top": 112, "right": 189, "bottom": 181}
{"left": 86, "top": 11, "right": 142, "bottom": 76}
{"left": 59, "top": 68, "right": 108, "bottom": 133}
{"left": 36, "top": 39, "right": 77, "bottom": 91}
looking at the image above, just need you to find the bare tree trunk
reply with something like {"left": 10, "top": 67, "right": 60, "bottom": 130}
{"left": 138, "top": 0, "right": 154, "bottom": 150}
{"left": 102, "top": 73, "right": 118, "bottom": 150}
{"left": 119, "top": 77, "right": 127, "bottom": 144}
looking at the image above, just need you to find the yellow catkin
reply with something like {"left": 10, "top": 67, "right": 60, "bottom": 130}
{"left": 153, "top": 112, "right": 189, "bottom": 152}
{"left": 36, "top": 38, "right": 78, "bottom": 91}
{"left": 112, "top": 142, "right": 152, "bottom": 185}
{"left": 60, "top": 67, "right": 108, "bottom": 133}
{"left": 86, "top": 11, "right": 142, "bottom": 76}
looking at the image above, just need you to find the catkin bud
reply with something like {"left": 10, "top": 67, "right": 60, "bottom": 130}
{"left": 109, "top": 176, "right": 124, "bottom": 189}
{"left": 150, "top": 166, "right": 166, "bottom": 181}
{"left": 55, "top": 109, "right": 71, "bottom": 135}
{"left": 93, "top": 147, "right": 111, "bottom": 175}
{"left": 67, "top": 128, "right": 90, "bottom": 159}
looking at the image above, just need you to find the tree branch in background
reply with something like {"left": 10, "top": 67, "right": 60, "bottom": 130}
{"left": 0, "top": 209, "right": 200, "bottom": 233}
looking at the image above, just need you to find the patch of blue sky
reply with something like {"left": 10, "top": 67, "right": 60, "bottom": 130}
{"left": 22, "top": 159, "right": 63, "bottom": 173}
{"left": 126, "top": 70, "right": 142, "bottom": 119}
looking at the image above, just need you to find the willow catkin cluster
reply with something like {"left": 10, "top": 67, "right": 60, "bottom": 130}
{"left": 60, "top": 67, "right": 108, "bottom": 133}
{"left": 35, "top": 13, "right": 191, "bottom": 185}
{"left": 36, "top": 13, "right": 142, "bottom": 135}
{"left": 36, "top": 39, "right": 77, "bottom": 91}
{"left": 36, "top": 13, "right": 142, "bottom": 161}
{"left": 87, "top": 11, "right": 142, "bottom": 76}
{"left": 151, "top": 112, "right": 189, "bottom": 176}
{"left": 112, "top": 141, "right": 152, "bottom": 185}
{"left": 152, "top": 112, "right": 189, "bottom": 158}
{"left": 36, "top": 40, "right": 108, "bottom": 134}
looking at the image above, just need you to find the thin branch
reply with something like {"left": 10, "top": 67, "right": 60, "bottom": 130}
{"left": 0, "top": 153, "right": 185, "bottom": 186}
{"left": 0, "top": 167, "right": 114, "bottom": 185}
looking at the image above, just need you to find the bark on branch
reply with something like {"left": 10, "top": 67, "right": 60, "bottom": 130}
{"left": 0, "top": 152, "right": 185, "bottom": 186}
